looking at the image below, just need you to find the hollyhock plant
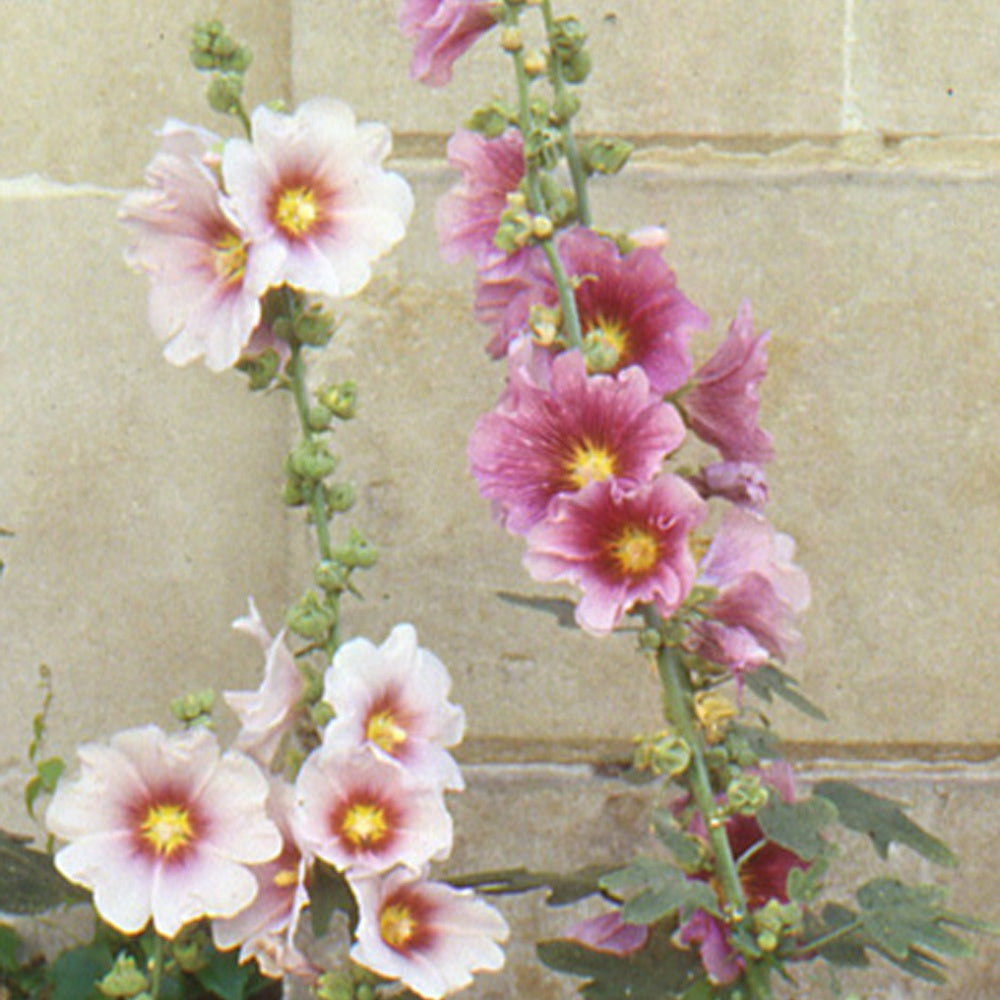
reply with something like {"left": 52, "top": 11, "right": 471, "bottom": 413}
{"left": 322, "top": 623, "right": 466, "bottom": 792}
{"left": 437, "top": 128, "right": 526, "bottom": 267}
{"left": 684, "top": 300, "right": 775, "bottom": 464}
{"left": 294, "top": 743, "right": 453, "bottom": 874}
{"left": 524, "top": 475, "right": 706, "bottom": 635}
{"left": 468, "top": 340, "right": 685, "bottom": 534}
{"left": 120, "top": 119, "right": 271, "bottom": 372}
{"left": 223, "top": 97, "right": 413, "bottom": 301}
{"left": 693, "top": 506, "right": 811, "bottom": 667}
{"left": 398, "top": 0, "right": 501, "bottom": 87}
{"left": 478, "top": 227, "right": 708, "bottom": 388}
{"left": 45, "top": 724, "right": 281, "bottom": 938}
{"left": 349, "top": 868, "right": 509, "bottom": 999}
{"left": 211, "top": 779, "right": 316, "bottom": 981}
{"left": 224, "top": 598, "right": 306, "bottom": 768}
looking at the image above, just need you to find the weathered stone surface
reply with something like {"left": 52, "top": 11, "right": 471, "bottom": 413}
{"left": 0, "top": 0, "right": 291, "bottom": 184}
{"left": 292, "top": 0, "right": 844, "bottom": 139}
{"left": 0, "top": 196, "right": 291, "bottom": 827}
{"left": 851, "top": 0, "right": 1000, "bottom": 136}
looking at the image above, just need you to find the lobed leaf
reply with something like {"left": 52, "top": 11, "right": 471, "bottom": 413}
{"left": 757, "top": 795, "right": 838, "bottom": 862}
{"left": 447, "top": 864, "right": 613, "bottom": 907}
{"left": 744, "top": 665, "right": 827, "bottom": 721}
{"left": 0, "top": 829, "right": 86, "bottom": 915}
{"left": 600, "top": 858, "right": 718, "bottom": 926}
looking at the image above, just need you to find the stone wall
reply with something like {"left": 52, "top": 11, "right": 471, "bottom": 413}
{"left": 0, "top": 2, "right": 997, "bottom": 997}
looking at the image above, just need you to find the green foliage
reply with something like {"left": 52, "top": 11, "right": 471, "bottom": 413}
{"left": 0, "top": 828, "right": 87, "bottom": 914}
{"left": 194, "top": 946, "right": 260, "bottom": 1000}
{"left": 600, "top": 857, "right": 718, "bottom": 926}
{"left": 537, "top": 924, "right": 704, "bottom": 1000}
{"left": 651, "top": 810, "right": 704, "bottom": 871}
{"left": 310, "top": 860, "right": 359, "bottom": 938}
{"left": 496, "top": 590, "right": 578, "bottom": 628}
{"left": 446, "top": 864, "right": 613, "bottom": 906}
{"left": 580, "top": 137, "right": 633, "bottom": 176}
{"left": 0, "top": 923, "right": 46, "bottom": 998}
{"left": 756, "top": 795, "right": 838, "bottom": 862}
{"left": 813, "top": 780, "right": 956, "bottom": 866}
{"left": 743, "top": 664, "right": 827, "bottom": 721}
{"left": 48, "top": 941, "right": 116, "bottom": 1000}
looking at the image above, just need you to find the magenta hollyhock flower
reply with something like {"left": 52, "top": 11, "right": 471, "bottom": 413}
{"left": 469, "top": 341, "right": 685, "bottom": 534}
{"left": 524, "top": 475, "right": 706, "bottom": 636}
{"left": 562, "top": 909, "right": 650, "bottom": 956}
{"left": 224, "top": 598, "right": 306, "bottom": 768}
{"left": 212, "top": 779, "right": 317, "bottom": 981}
{"left": 694, "top": 507, "right": 810, "bottom": 665}
{"left": 46, "top": 725, "right": 281, "bottom": 938}
{"left": 474, "top": 249, "right": 544, "bottom": 357}
{"left": 349, "top": 868, "right": 508, "bottom": 999}
{"left": 120, "top": 120, "right": 271, "bottom": 372}
{"left": 322, "top": 624, "right": 465, "bottom": 792}
{"left": 689, "top": 461, "right": 769, "bottom": 512}
{"left": 294, "top": 744, "right": 452, "bottom": 874}
{"left": 437, "top": 128, "right": 525, "bottom": 267}
{"left": 684, "top": 300, "right": 775, "bottom": 463}
{"left": 398, "top": 0, "right": 501, "bottom": 87}
{"left": 477, "top": 227, "right": 708, "bottom": 388}
{"left": 223, "top": 98, "right": 413, "bottom": 300}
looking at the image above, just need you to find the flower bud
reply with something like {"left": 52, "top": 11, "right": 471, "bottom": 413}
{"left": 98, "top": 953, "right": 149, "bottom": 998}
{"left": 315, "top": 972, "right": 354, "bottom": 1000}
{"left": 553, "top": 90, "right": 581, "bottom": 123}
{"left": 206, "top": 73, "right": 244, "bottom": 116}
{"left": 288, "top": 440, "right": 338, "bottom": 482}
{"left": 523, "top": 50, "right": 547, "bottom": 76}
{"left": 315, "top": 559, "right": 350, "bottom": 594}
{"left": 633, "top": 730, "right": 691, "bottom": 777}
{"left": 582, "top": 329, "right": 621, "bottom": 373}
{"left": 294, "top": 303, "right": 337, "bottom": 347}
{"left": 531, "top": 215, "right": 554, "bottom": 240}
{"left": 500, "top": 27, "right": 524, "bottom": 52}
{"left": 330, "top": 529, "right": 377, "bottom": 569}
{"left": 236, "top": 348, "right": 282, "bottom": 391}
{"left": 286, "top": 590, "right": 338, "bottom": 641}
{"left": 756, "top": 930, "right": 779, "bottom": 953}
{"left": 694, "top": 690, "right": 738, "bottom": 743}
{"left": 467, "top": 101, "right": 514, "bottom": 138}
{"left": 170, "top": 689, "right": 215, "bottom": 727}
{"left": 582, "top": 137, "right": 634, "bottom": 176}
{"left": 282, "top": 475, "right": 307, "bottom": 507}
{"left": 726, "top": 773, "right": 768, "bottom": 815}
{"left": 307, "top": 404, "right": 333, "bottom": 432}
{"left": 318, "top": 381, "right": 358, "bottom": 420}
{"left": 562, "top": 49, "right": 592, "bottom": 83}
{"left": 327, "top": 482, "right": 357, "bottom": 514}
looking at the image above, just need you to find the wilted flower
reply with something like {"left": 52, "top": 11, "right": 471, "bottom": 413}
{"left": 212, "top": 779, "right": 317, "bottom": 981}
{"left": 437, "top": 128, "right": 525, "bottom": 267}
{"left": 684, "top": 301, "right": 775, "bottom": 463}
{"left": 46, "top": 725, "right": 280, "bottom": 938}
{"left": 119, "top": 120, "right": 271, "bottom": 372}
{"left": 223, "top": 98, "right": 413, "bottom": 300}
{"left": 224, "top": 597, "right": 306, "bottom": 768}
{"left": 322, "top": 623, "right": 466, "bottom": 792}
{"left": 688, "top": 461, "right": 769, "bottom": 512}
{"left": 562, "top": 909, "right": 649, "bottom": 956}
{"left": 524, "top": 475, "right": 706, "bottom": 636}
{"left": 398, "top": 0, "right": 501, "bottom": 87}
{"left": 468, "top": 341, "right": 684, "bottom": 534}
{"left": 295, "top": 744, "right": 452, "bottom": 874}
{"left": 349, "top": 868, "right": 509, "bottom": 999}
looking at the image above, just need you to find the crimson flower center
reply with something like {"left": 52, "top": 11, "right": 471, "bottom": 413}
{"left": 608, "top": 525, "right": 660, "bottom": 576}
{"left": 340, "top": 802, "right": 390, "bottom": 848}
{"left": 140, "top": 802, "right": 194, "bottom": 858}
{"left": 275, "top": 186, "right": 321, "bottom": 237}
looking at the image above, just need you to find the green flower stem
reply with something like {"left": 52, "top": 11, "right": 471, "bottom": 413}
{"left": 539, "top": 0, "right": 592, "bottom": 227}
{"left": 289, "top": 342, "right": 334, "bottom": 566}
{"left": 149, "top": 934, "right": 165, "bottom": 1000}
{"left": 503, "top": 3, "right": 584, "bottom": 350}
{"left": 234, "top": 100, "right": 252, "bottom": 138}
{"left": 785, "top": 917, "right": 864, "bottom": 959}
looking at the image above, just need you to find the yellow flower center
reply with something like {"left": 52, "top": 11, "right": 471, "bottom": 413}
{"left": 273, "top": 867, "right": 300, "bottom": 889}
{"left": 211, "top": 230, "right": 247, "bottom": 286}
{"left": 380, "top": 902, "right": 418, "bottom": 950}
{"left": 341, "top": 802, "right": 389, "bottom": 848}
{"left": 140, "top": 803, "right": 193, "bottom": 858}
{"left": 609, "top": 526, "right": 659, "bottom": 576}
{"left": 583, "top": 315, "right": 629, "bottom": 372}
{"left": 566, "top": 441, "right": 616, "bottom": 489}
{"left": 366, "top": 710, "right": 407, "bottom": 755}
{"left": 274, "top": 186, "right": 320, "bottom": 237}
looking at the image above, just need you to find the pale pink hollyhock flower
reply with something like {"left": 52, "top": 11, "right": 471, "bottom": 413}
{"left": 468, "top": 341, "right": 685, "bottom": 535}
{"left": 398, "top": 0, "right": 500, "bottom": 87}
{"left": 524, "top": 476, "right": 707, "bottom": 636}
{"left": 696, "top": 507, "right": 810, "bottom": 663}
{"left": 212, "top": 779, "right": 317, "bottom": 981}
{"left": 295, "top": 744, "right": 452, "bottom": 874}
{"left": 684, "top": 300, "right": 775, "bottom": 463}
{"left": 689, "top": 460, "right": 769, "bottom": 511}
{"left": 562, "top": 910, "right": 649, "bottom": 956}
{"left": 322, "top": 624, "right": 465, "bottom": 792}
{"left": 224, "top": 598, "right": 306, "bottom": 768}
{"left": 437, "top": 128, "right": 525, "bottom": 267}
{"left": 479, "top": 227, "right": 708, "bottom": 387}
{"left": 223, "top": 98, "right": 413, "bottom": 300}
{"left": 46, "top": 725, "right": 281, "bottom": 938}
{"left": 120, "top": 120, "right": 271, "bottom": 372}
{"left": 349, "top": 868, "right": 508, "bottom": 999}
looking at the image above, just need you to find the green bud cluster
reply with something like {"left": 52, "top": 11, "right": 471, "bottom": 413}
{"left": 467, "top": 100, "right": 516, "bottom": 137}
{"left": 190, "top": 20, "right": 253, "bottom": 74}
{"left": 633, "top": 730, "right": 692, "bottom": 777}
{"left": 751, "top": 898, "right": 804, "bottom": 952}
{"left": 170, "top": 688, "right": 215, "bottom": 728}
{"left": 236, "top": 347, "right": 283, "bottom": 392}
{"left": 726, "top": 773, "right": 769, "bottom": 816}
{"left": 286, "top": 589, "right": 338, "bottom": 642}
{"left": 318, "top": 380, "right": 358, "bottom": 420}
{"left": 549, "top": 16, "right": 590, "bottom": 83}
{"left": 98, "top": 953, "right": 148, "bottom": 998}
{"left": 581, "top": 136, "right": 634, "bottom": 176}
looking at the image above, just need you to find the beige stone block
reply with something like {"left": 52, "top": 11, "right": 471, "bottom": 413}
{"left": 292, "top": 0, "right": 844, "bottom": 139}
{"left": 0, "top": 196, "right": 292, "bottom": 832}
{"left": 305, "top": 152, "right": 999, "bottom": 750}
{"left": 852, "top": 1, "right": 1000, "bottom": 136}
{"left": 0, "top": 0, "right": 291, "bottom": 184}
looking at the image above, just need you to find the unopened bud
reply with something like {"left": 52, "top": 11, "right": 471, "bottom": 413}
{"left": 327, "top": 482, "right": 356, "bottom": 514}
{"left": 756, "top": 930, "right": 779, "bottom": 953}
{"left": 307, "top": 404, "right": 333, "bottom": 432}
{"left": 318, "top": 380, "right": 358, "bottom": 420}
{"left": 170, "top": 689, "right": 216, "bottom": 727}
{"left": 726, "top": 773, "right": 769, "bottom": 816}
{"left": 206, "top": 73, "right": 244, "bottom": 116}
{"left": 523, "top": 50, "right": 547, "bottom": 76}
{"left": 98, "top": 953, "right": 149, "bottom": 998}
{"left": 286, "top": 590, "right": 337, "bottom": 641}
{"left": 288, "top": 440, "right": 338, "bottom": 482}
{"left": 294, "top": 303, "right": 336, "bottom": 347}
{"left": 500, "top": 27, "right": 523, "bottom": 52}
{"left": 694, "top": 690, "right": 739, "bottom": 743}
{"left": 531, "top": 215, "right": 554, "bottom": 240}
{"left": 582, "top": 329, "right": 621, "bottom": 373}
{"left": 583, "top": 136, "right": 634, "bottom": 176}
{"left": 315, "top": 560, "right": 350, "bottom": 594}
{"left": 330, "top": 529, "right": 377, "bottom": 569}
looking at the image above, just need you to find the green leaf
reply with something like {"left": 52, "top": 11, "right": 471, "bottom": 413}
{"left": 195, "top": 947, "right": 259, "bottom": 1000}
{"left": 786, "top": 857, "right": 830, "bottom": 906}
{"left": 757, "top": 795, "right": 837, "bottom": 861}
{"left": 309, "top": 861, "right": 358, "bottom": 938}
{"left": 47, "top": 941, "right": 114, "bottom": 1000}
{"left": 446, "top": 864, "right": 613, "bottom": 906}
{"left": 0, "top": 828, "right": 87, "bottom": 914}
{"left": 537, "top": 924, "right": 703, "bottom": 1000}
{"left": 496, "top": 591, "right": 578, "bottom": 628}
{"left": 600, "top": 858, "right": 718, "bottom": 926}
{"left": 812, "top": 904, "right": 870, "bottom": 968}
{"left": 652, "top": 810, "right": 704, "bottom": 870}
{"left": 744, "top": 665, "right": 827, "bottom": 721}
{"left": 25, "top": 756, "right": 65, "bottom": 818}
{"left": 813, "top": 780, "right": 956, "bottom": 866}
